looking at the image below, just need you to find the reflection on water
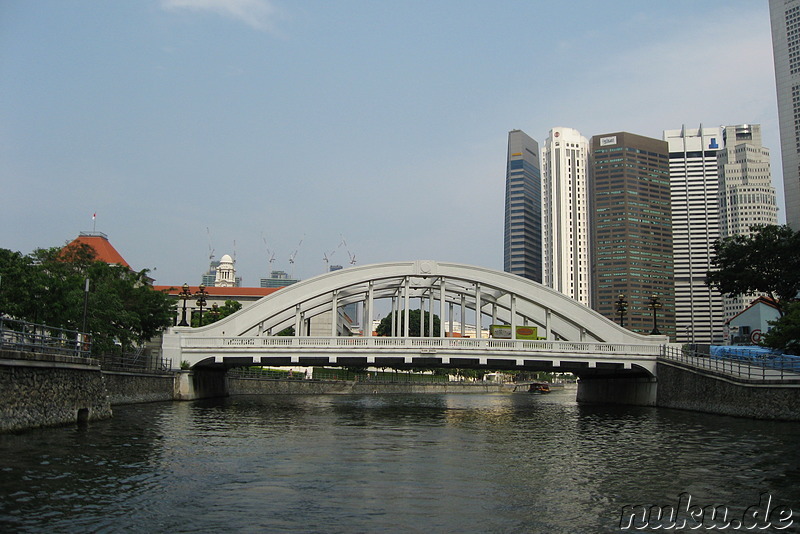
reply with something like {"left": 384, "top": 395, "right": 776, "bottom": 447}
{"left": 1, "top": 391, "right": 798, "bottom": 533}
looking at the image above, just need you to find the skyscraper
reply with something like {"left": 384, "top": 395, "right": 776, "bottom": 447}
{"left": 589, "top": 132, "right": 674, "bottom": 337}
{"left": 769, "top": 0, "right": 800, "bottom": 228}
{"left": 542, "top": 127, "right": 590, "bottom": 305}
{"left": 717, "top": 124, "right": 779, "bottom": 320}
{"left": 663, "top": 125, "right": 724, "bottom": 344}
{"left": 504, "top": 130, "right": 542, "bottom": 282}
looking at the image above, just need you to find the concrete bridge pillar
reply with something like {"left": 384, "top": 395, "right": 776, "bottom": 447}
{"left": 174, "top": 369, "right": 229, "bottom": 401}
{"left": 576, "top": 375, "right": 658, "bottom": 407}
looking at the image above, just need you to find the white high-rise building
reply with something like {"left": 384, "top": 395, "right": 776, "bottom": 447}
{"left": 542, "top": 127, "right": 591, "bottom": 305}
{"left": 664, "top": 125, "right": 725, "bottom": 345}
{"left": 718, "top": 124, "right": 779, "bottom": 321}
{"left": 769, "top": 0, "right": 800, "bottom": 228}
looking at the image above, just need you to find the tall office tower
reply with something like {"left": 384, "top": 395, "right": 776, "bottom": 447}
{"left": 589, "top": 132, "right": 675, "bottom": 338}
{"left": 542, "top": 127, "right": 591, "bottom": 305}
{"left": 504, "top": 130, "right": 542, "bottom": 282}
{"left": 663, "top": 125, "right": 724, "bottom": 344}
{"left": 770, "top": 0, "right": 800, "bottom": 228}
{"left": 718, "top": 124, "right": 779, "bottom": 321}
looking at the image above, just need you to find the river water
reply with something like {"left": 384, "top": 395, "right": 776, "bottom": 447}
{"left": 1, "top": 389, "right": 799, "bottom": 533}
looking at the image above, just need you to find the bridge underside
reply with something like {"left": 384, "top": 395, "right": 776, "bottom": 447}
{"left": 188, "top": 353, "right": 655, "bottom": 379}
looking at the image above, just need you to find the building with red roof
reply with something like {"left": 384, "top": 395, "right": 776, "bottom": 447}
{"left": 64, "top": 232, "right": 131, "bottom": 268}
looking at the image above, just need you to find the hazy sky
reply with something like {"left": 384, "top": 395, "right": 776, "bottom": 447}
{"left": 1, "top": 0, "right": 780, "bottom": 286}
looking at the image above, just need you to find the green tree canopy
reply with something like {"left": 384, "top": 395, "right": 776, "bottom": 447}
{"left": 762, "top": 301, "right": 800, "bottom": 355}
{"left": 0, "top": 243, "right": 175, "bottom": 355}
{"left": 375, "top": 309, "right": 441, "bottom": 337}
{"left": 192, "top": 299, "right": 242, "bottom": 327}
{"left": 706, "top": 224, "right": 800, "bottom": 314}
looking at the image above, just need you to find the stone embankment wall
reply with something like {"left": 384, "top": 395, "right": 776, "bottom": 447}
{"left": 228, "top": 377, "right": 506, "bottom": 395}
{"left": 656, "top": 361, "right": 800, "bottom": 421}
{"left": 103, "top": 371, "right": 176, "bottom": 405}
{"left": 0, "top": 349, "right": 112, "bottom": 432}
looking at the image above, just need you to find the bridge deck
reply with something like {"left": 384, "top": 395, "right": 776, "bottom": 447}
{"left": 175, "top": 336, "right": 662, "bottom": 375}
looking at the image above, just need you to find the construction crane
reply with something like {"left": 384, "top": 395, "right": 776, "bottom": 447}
{"left": 288, "top": 237, "right": 303, "bottom": 278}
{"left": 323, "top": 250, "right": 335, "bottom": 272}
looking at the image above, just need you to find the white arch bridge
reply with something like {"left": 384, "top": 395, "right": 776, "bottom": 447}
{"left": 162, "top": 260, "right": 669, "bottom": 380}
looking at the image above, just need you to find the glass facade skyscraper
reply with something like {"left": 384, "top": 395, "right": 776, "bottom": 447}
{"left": 589, "top": 132, "right": 674, "bottom": 338}
{"left": 504, "top": 129, "right": 542, "bottom": 282}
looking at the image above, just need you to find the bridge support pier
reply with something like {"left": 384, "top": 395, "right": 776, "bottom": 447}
{"left": 576, "top": 375, "right": 657, "bottom": 407}
{"left": 174, "top": 369, "right": 229, "bottom": 401}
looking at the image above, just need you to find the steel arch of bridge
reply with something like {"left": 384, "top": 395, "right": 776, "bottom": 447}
{"left": 164, "top": 261, "right": 667, "bottom": 372}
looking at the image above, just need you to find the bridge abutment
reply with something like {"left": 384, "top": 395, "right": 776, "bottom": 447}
{"left": 576, "top": 375, "right": 658, "bottom": 407}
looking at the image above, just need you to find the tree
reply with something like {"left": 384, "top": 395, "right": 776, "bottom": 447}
{"left": 762, "top": 301, "right": 800, "bottom": 354}
{"left": 375, "top": 309, "right": 441, "bottom": 337}
{"left": 706, "top": 224, "right": 800, "bottom": 315}
{"left": 0, "top": 244, "right": 175, "bottom": 355}
{"left": 192, "top": 299, "right": 242, "bottom": 327}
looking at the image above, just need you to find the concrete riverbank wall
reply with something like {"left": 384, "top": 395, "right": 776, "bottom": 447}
{"left": 0, "top": 349, "right": 112, "bottom": 432}
{"left": 227, "top": 377, "right": 506, "bottom": 395}
{"left": 656, "top": 360, "right": 800, "bottom": 421}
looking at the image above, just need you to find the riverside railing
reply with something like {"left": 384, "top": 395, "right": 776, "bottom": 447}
{"left": 0, "top": 316, "right": 91, "bottom": 358}
{"left": 659, "top": 344, "right": 800, "bottom": 381}
{"left": 99, "top": 350, "right": 172, "bottom": 374}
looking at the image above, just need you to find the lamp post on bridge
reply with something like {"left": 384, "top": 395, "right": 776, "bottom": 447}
{"left": 177, "top": 283, "right": 192, "bottom": 327}
{"left": 196, "top": 284, "right": 208, "bottom": 326}
{"left": 648, "top": 294, "right": 662, "bottom": 335}
{"left": 614, "top": 294, "right": 628, "bottom": 328}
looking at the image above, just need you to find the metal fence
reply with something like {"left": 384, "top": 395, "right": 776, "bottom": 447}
{"left": 0, "top": 316, "right": 91, "bottom": 358}
{"left": 99, "top": 350, "right": 173, "bottom": 374}
{"left": 660, "top": 345, "right": 800, "bottom": 381}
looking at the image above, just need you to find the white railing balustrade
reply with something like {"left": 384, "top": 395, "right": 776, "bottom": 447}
{"left": 182, "top": 336, "right": 663, "bottom": 357}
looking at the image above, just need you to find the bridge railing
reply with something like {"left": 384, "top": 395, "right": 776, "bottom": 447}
{"left": 0, "top": 316, "right": 92, "bottom": 359}
{"left": 181, "top": 335, "right": 663, "bottom": 356}
{"left": 659, "top": 345, "right": 800, "bottom": 381}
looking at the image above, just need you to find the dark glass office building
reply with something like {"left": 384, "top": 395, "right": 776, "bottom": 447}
{"left": 589, "top": 132, "right": 675, "bottom": 338}
{"left": 504, "top": 130, "right": 542, "bottom": 282}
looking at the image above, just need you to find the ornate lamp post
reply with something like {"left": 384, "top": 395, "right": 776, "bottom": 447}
{"left": 648, "top": 294, "right": 662, "bottom": 335}
{"left": 614, "top": 294, "right": 628, "bottom": 327}
{"left": 209, "top": 303, "right": 220, "bottom": 323}
{"left": 195, "top": 284, "right": 208, "bottom": 326}
{"left": 177, "top": 283, "right": 192, "bottom": 327}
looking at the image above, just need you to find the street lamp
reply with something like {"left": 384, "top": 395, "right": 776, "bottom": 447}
{"left": 209, "top": 303, "right": 220, "bottom": 323}
{"left": 648, "top": 294, "right": 662, "bottom": 335}
{"left": 196, "top": 284, "right": 208, "bottom": 326}
{"left": 177, "top": 283, "right": 192, "bottom": 327}
{"left": 614, "top": 294, "right": 628, "bottom": 327}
